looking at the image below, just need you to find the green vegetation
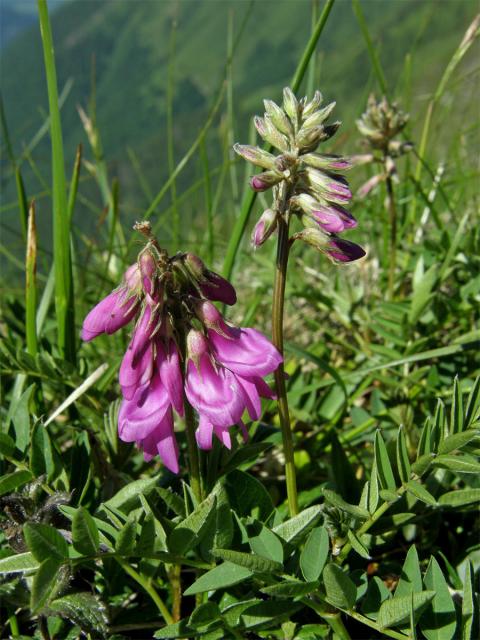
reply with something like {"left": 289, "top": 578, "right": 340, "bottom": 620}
{"left": 0, "top": 0, "right": 479, "bottom": 638}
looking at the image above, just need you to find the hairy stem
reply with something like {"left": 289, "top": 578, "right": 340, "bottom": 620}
{"left": 272, "top": 209, "right": 299, "bottom": 516}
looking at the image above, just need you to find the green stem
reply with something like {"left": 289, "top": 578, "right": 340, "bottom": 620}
{"left": 337, "top": 486, "right": 406, "bottom": 562}
{"left": 184, "top": 398, "right": 203, "bottom": 503}
{"left": 272, "top": 211, "right": 298, "bottom": 517}
{"left": 116, "top": 558, "right": 173, "bottom": 625}
{"left": 321, "top": 612, "right": 352, "bottom": 640}
{"left": 385, "top": 164, "right": 397, "bottom": 300}
{"left": 344, "top": 610, "right": 409, "bottom": 640}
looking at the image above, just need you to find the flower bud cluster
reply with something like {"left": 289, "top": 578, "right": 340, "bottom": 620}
{"left": 355, "top": 94, "right": 413, "bottom": 198}
{"left": 82, "top": 223, "right": 281, "bottom": 471}
{"left": 234, "top": 87, "right": 365, "bottom": 264}
{"left": 356, "top": 94, "right": 410, "bottom": 153}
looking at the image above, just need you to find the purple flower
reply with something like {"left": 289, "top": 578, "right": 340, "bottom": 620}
{"left": 82, "top": 240, "right": 280, "bottom": 471}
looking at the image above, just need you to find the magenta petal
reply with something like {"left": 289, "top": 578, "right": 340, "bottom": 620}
{"left": 209, "top": 327, "right": 282, "bottom": 378}
{"left": 249, "top": 376, "right": 276, "bottom": 400}
{"left": 158, "top": 340, "right": 184, "bottom": 416}
{"left": 131, "top": 306, "right": 156, "bottom": 367}
{"left": 81, "top": 290, "right": 137, "bottom": 341}
{"left": 214, "top": 425, "right": 232, "bottom": 449}
{"left": 118, "top": 373, "right": 170, "bottom": 441}
{"left": 195, "top": 415, "right": 214, "bottom": 450}
{"left": 185, "top": 354, "right": 245, "bottom": 427}
{"left": 236, "top": 376, "right": 262, "bottom": 421}
{"left": 137, "top": 408, "right": 179, "bottom": 473}
{"left": 120, "top": 341, "right": 153, "bottom": 400}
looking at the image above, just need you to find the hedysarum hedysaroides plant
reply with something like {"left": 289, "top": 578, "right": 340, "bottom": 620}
{"left": 81, "top": 222, "right": 281, "bottom": 478}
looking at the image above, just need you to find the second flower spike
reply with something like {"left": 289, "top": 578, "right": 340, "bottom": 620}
{"left": 234, "top": 87, "right": 365, "bottom": 263}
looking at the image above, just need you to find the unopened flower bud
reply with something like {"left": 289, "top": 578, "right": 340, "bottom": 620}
{"left": 293, "top": 226, "right": 329, "bottom": 251}
{"left": 282, "top": 87, "right": 299, "bottom": 126}
{"left": 302, "top": 101, "right": 336, "bottom": 129}
{"left": 186, "top": 328, "right": 209, "bottom": 371}
{"left": 263, "top": 99, "right": 292, "bottom": 136}
{"left": 233, "top": 144, "right": 276, "bottom": 170}
{"left": 252, "top": 209, "right": 277, "bottom": 247}
{"left": 139, "top": 249, "right": 156, "bottom": 295}
{"left": 302, "top": 153, "right": 352, "bottom": 171}
{"left": 350, "top": 153, "right": 375, "bottom": 166}
{"left": 250, "top": 171, "right": 283, "bottom": 192}
{"left": 302, "top": 90, "right": 323, "bottom": 119}
{"left": 296, "top": 126, "right": 327, "bottom": 153}
{"left": 183, "top": 253, "right": 237, "bottom": 305}
{"left": 183, "top": 252, "right": 206, "bottom": 279}
{"left": 194, "top": 300, "right": 232, "bottom": 337}
{"left": 124, "top": 263, "right": 142, "bottom": 291}
{"left": 326, "top": 238, "right": 366, "bottom": 263}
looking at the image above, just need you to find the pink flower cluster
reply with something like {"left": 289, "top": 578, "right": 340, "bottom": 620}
{"left": 81, "top": 249, "right": 281, "bottom": 474}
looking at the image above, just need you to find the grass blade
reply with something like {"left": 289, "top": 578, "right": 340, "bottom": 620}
{"left": 352, "top": 0, "right": 388, "bottom": 96}
{"left": 38, "top": 0, "right": 75, "bottom": 363}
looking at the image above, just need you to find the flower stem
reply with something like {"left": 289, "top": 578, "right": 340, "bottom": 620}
{"left": 184, "top": 397, "right": 203, "bottom": 503}
{"left": 272, "top": 211, "right": 299, "bottom": 517}
{"left": 385, "top": 165, "right": 397, "bottom": 299}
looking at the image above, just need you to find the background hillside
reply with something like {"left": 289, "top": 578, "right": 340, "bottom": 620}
{"left": 1, "top": 0, "right": 479, "bottom": 276}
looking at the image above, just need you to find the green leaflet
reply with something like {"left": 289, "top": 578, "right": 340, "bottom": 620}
{"left": 213, "top": 548, "right": 283, "bottom": 574}
{"left": 323, "top": 563, "right": 356, "bottom": 610}
{"left": 72, "top": 507, "right": 99, "bottom": 556}
{"left": 420, "top": 557, "right": 456, "bottom": 640}
{"left": 300, "top": 526, "right": 329, "bottom": 581}
{"left": 23, "top": 523, "right": 69, "bottom": 562}
{"left": 377, "top": 591, "right": 435, "bottom": 629}
{"left": 184, "top": 561, "right": 253, "bottom": 596}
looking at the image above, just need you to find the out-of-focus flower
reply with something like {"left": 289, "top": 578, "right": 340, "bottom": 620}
{"left": 81, "top": 223, "right": 281, "bottom": 471}
{"left": 355, "top": 94, "right": 413, "bottom": 198}
{"left": 234, "top": 87, "right": 365, "bottom": 264}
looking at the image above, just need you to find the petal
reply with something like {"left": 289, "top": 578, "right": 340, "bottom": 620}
{"left": 195, "top": 415, "right": 214, "bottom": 450}
{"left": 185, "top": 354, "right": 245, "bottom": 427}
{"left": 236, "top": 376, "right": 262, "bottom": 421}
{"left": 120, "top": 340, "right": 153, "bottom": 400}
{"left": 209, "top": 327, "right": 282, "bottom": 378}
{"left": 81, "top": 290, "right": 137, "bottom": 341}
{"left": 137, "top": 409, "right": 179, "bottom": 473}
{"left": 214, "top": 425, "right": 232, "bottom": 449}
{"left": 158, "top": 339, "right": 184, "bottom": 416}
{"left": 118, "top": 373, "right": 170, "bottom": 442}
